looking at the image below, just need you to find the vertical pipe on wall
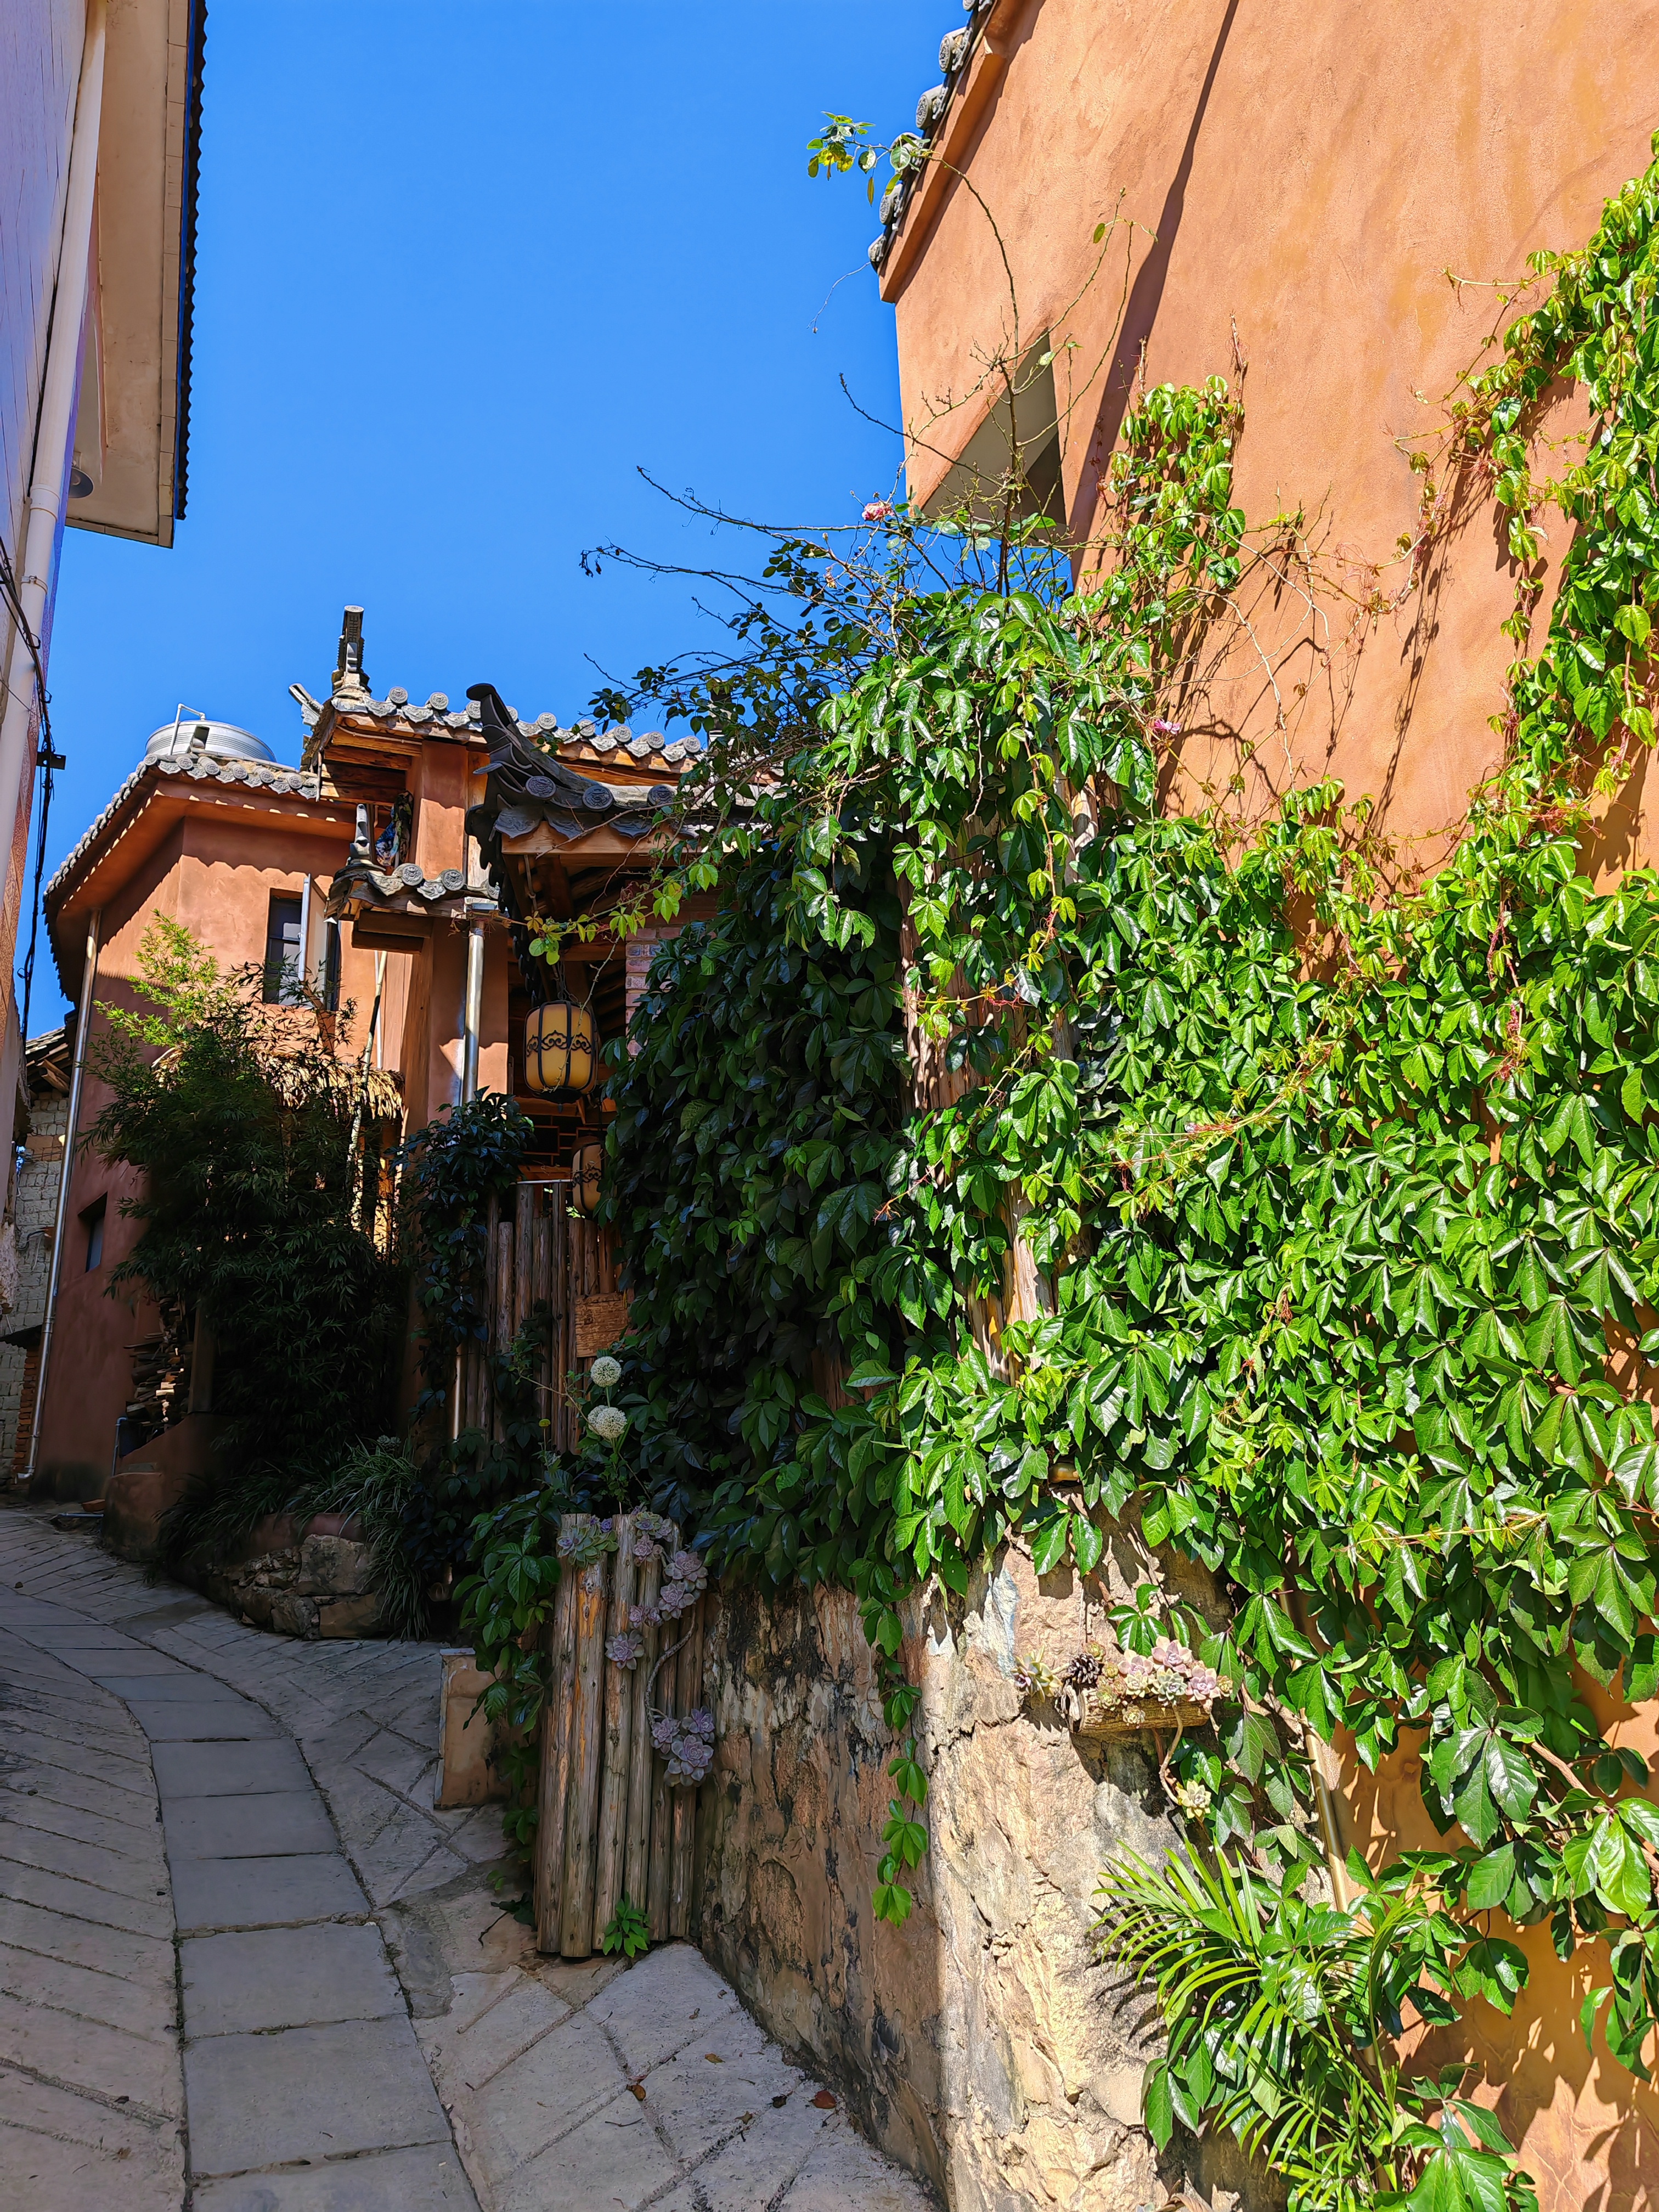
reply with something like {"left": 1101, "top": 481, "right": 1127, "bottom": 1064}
{"left": 24, "top": 908, "right": 100, "bottom": 1487}
{"left": 0, "top": 1, "right": 108, "bottom": 938}
{"left": 461, "top": 920, "right": 485, "bottom": 1104}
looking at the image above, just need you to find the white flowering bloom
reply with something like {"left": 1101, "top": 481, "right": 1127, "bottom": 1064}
{"left": 588, "top": 1403, "right": 628, "bottom": 1443}
{"left": 590, "top": 1355, "right": 623, "bottom": 1389}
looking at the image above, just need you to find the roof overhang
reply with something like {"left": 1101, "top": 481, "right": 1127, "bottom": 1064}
{"left": 47, "top": 762, "right": 351, "bottom": 1001}
{"left": 68, "top": 0, "right": 207, "bottom": 547}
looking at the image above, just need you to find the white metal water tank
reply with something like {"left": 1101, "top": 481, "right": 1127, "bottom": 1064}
{"left": 143, "top": 716, "right": 279, "bottom": 768}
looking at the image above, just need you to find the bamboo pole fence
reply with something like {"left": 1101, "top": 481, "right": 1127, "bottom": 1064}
{"left": 453, "top": 1182, "right": 624, "bottom": 1453}
{"left": 532, "top": 1512, "right": 708, "bottom": 1959}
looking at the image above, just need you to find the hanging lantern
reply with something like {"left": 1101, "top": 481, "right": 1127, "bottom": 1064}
{"left": 572, "top": 1141, "right": 605, "bottom": 1215}
{"left": 523, "top": 1001, "right": 595, "bottom": 1094}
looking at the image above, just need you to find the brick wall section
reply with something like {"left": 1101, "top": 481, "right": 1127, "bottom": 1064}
{"left": 0, "top": 1084, "right": 67, "bottom": 1469}
{"left": 623, "top": 925, "right": 684, "bottom": 1053}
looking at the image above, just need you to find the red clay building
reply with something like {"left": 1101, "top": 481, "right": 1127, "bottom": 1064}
{"left": 29, "top": 608, "right": 696, "bottom": 1501}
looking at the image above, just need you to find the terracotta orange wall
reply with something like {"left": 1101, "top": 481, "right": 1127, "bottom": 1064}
{"left": 1342, "top": 1684, "right": 1659, "bottom": 2209}
{"left": 401, "top": 919, "right": 511, "bottom": 1128}
{"left": 889, "top": 0, "right": 1659, "bottom": 844}
{"left": 411, "top": 740, "right": 472, "bottom": 881}
{"left": 36, "top": 830, "right": 187, "bottom": 1493}
{"left": 891, "top": 9, "right": 1659, "bottom": 2200}
{"left": 35, "top": 809, "right": 359, "bottom": 1491}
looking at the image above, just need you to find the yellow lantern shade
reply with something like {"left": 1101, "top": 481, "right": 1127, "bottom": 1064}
{"left": 572, "top": 1141, "right": 605, "bottom": 1215}
{"left": 523, "top": 1001, "right": 595, "bottom": 1094}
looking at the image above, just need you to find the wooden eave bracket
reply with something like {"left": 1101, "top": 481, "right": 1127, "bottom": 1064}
{"left": 877, "top": 0, "right": 1026, "bottom": 303}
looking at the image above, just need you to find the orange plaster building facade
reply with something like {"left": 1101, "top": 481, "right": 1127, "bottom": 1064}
{"left": 876, "top": 0, "right": 1659, "bottom": 847}
{"left": 31, "top": 608, "right": 696, "bottom": 1507}
{"left": 872, "top": 4, "right": 1659, "bottom": 2200}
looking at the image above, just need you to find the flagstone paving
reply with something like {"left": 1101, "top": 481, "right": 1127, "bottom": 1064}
{"left": 0, "top": 1509, "right": 932, "bottom": 2211}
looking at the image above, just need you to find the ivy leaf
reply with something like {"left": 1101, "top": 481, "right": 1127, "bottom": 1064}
{"left": 1483, "top": 1738, "right": 1537, "bottom": 1823}
{"left": 1453, "top": 1759, "right": 1502, "bottom": 1848}
{"left": 1587, "top": 1814, "right": 1652, "bottom": 1918}
{"left": 1455, "top": 1935, "right": 1528, "bottom": 2015}
{"left": 1465, "top": 1843, "right": 1517, "bottom": 1912}
{"left": 1071, "top": 1515, "right": 1105, "bottom": 1574}
{"left": 1526, "top": 1297, "right": 1583, "bottom": 1384}
{"left": 1512, "top": 1245, "right": 1551, "bottom": 1311}
{"left": 1028, "top": 1508, "right": 1071, "bottom": 1577}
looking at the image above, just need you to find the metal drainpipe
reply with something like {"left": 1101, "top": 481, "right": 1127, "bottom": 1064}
{"left": 461, "top": 919, "right": 485, "bottom": 1105}
{"left": 452, "top": 911, "right": 487, "bottom": 1441}
{"left": 25, "top": 909, "right": 101, "bottom": 1488}
{"left": 0, "top": 1, "right": 108, "bottom": 921}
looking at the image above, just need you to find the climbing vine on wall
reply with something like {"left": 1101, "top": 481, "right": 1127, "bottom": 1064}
{"left": 397, "top": 1092, "right": 549, "bottom": 1599}
{"left": 571, "top": 143, "right": 1659, "bottom": 2204}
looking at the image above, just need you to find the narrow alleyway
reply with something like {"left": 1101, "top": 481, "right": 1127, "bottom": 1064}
{"left": 0, "top": 1511, "right": 931, "bottom": 2212}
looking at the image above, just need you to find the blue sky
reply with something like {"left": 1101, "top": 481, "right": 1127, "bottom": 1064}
{"left": 35, "top": 1, "right": 945, "bottom": 1019}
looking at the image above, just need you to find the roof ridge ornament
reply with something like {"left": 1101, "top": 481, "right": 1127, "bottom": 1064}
{"left": 333, "top": 605, "right": 370, "bottom": 698}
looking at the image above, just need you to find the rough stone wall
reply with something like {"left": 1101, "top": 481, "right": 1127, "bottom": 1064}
{"left": 697, "top": 1542, "right": 1224, "bottom": 2212}
{"left": 0, "top": 1084, "right": 66, "bottom": 1469}
{"left": 196, "top": 1514, "right": 386, "bottom": 1640}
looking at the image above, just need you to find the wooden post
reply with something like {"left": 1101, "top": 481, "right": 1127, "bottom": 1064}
{"left": 493, "top": 1218, "right": 514, "bottom": 1441}
{"left": 482, "top": 1193, "right": 500, "bottom": 1434}
{"left": 559, "top": 1530, "right": 610, "bottom": 1957}
{"left": 549, "top": 1186, "right": 570, "bottom": 1452}
{"left": 591, "top": 1516, "right": 638, "bottom": 1939}
{"left": 532, "top": 1201, "right": 552, "bottom": 1446}
{"left": 668, "top": 1591, "right": 706, "bottom": 1939}
{"left": 533, "top": 1523, "right": 582, "bottom": 1953}
{"left": 514, "top": 1181, "right": 534, "bottom": 1331}
{"left": 646, "top": 1620, "right": 677, "bottom": 1942}
{"left": 622, "top": 1541, "right": 662, "bottom": 1916}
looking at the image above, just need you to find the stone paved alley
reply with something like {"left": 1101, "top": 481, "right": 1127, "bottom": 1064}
{"left": 0, "top": 1509, "right": 932, "bottom": 2212}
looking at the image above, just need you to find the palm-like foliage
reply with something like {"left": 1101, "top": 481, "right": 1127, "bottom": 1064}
{"left": 1094, "top": 1849, "right": 1539, "bottom": 2212}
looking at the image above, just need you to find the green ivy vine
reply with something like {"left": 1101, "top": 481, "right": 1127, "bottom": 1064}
{"left": 397, "top": 1092, "right": 549, "bottom": 1600}
{"left": 572, "top": 143, "right": 1659, "bottom": 2204}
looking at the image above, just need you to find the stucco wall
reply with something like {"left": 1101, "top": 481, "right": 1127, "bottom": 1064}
{"left": 879, "top": 20, "right": 1659, "bottom": 2204}
{"left": 887, "top": 0, "right": 1659, "bottom": 845}
{"left": 33, "top": 804, "right": 375, "bottom": 1491}
{"left": 1344, "top": 1702, "right": 1659, "bottom": 2210}
{"left": 0, "top": 0, "right": 82, "bottom": 563}
{"left": 697, "top": 1543, "right": 1261, "bottom": 2212}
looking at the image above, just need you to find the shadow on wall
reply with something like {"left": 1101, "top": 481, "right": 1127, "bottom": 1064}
{"left": 1344, "top": 1687, "right": 1659, "bottom": 2211}
{"left": 1065, "top": 0, "right": 1243, "bottom": 546}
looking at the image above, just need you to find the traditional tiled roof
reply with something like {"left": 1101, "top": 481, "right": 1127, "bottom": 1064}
{"left": 299, "top": 679, "right": 703, "bottom": 777}
{"left": 324, "top": 850, "right": 487, "bottom": 928}
{"left": 471, "top": 687, "right": 680, "bottom": 853}
{"left": 45, "top": 751, "right": 320, "bottom": 910}
{"left": 868, "top": 2, "right": 995, "bottom": 274}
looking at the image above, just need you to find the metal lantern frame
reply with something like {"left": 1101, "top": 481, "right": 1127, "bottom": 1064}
{"left": 523, "top": 996, "right": 596, "bottom": 1096}
{"left": 572, "top": 1140, "right": 605, "bottom": 1215}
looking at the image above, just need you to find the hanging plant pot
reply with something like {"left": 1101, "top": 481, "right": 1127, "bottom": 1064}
{"left": 524, "top": 1001, "right": 595, "bottom": 1094}
{"left": 572, "top": 1141, "right": 605, "bottom": 1214}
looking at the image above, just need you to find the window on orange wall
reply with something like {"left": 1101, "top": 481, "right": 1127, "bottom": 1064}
{"left": 82, "top": 1194, "right": 106, "bottom": 1272}
{"left": 263, "top": 893, "right": 303, "bottom": 1005}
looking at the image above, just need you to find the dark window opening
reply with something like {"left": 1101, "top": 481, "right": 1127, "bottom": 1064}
{"left": 82, "top": 1194, "right": 106, "bottom": 1272}
{"left": 322, "top": 916, "right": 342, "bottom": 1012}
{"left": 263, "top": 893, "right": 303, "bottom": 1005}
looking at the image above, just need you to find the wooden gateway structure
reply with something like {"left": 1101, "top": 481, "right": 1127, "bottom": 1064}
{"left": 294, "top": 617, "right": 718, "bottom": 1438}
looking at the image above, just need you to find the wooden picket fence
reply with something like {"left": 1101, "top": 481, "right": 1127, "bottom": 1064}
{"left": 458, "top": 1183, "right": 626, "bottom": 1455}
{"left": 533, "top": 1511, "right": 708, "bottom": 1959}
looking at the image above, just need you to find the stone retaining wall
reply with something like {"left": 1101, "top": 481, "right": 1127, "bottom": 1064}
{"left": 197, "top": 1510, "right": 385, "bottom": 1639}
{"left": 695, "top": 1542, "right": 1255, "bottom": 2212}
